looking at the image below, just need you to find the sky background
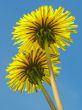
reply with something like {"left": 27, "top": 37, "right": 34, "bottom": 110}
{"left": 0, "top": 0, "right": 81, "bottom": 110}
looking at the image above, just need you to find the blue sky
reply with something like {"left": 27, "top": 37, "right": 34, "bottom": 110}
{"left": 0, "top": 0, "right": 81, "bottom": 110}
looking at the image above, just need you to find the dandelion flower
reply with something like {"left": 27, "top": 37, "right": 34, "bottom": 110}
{"left": 12, "top": 6, "right": 77, "bottom": 53}
{"left": 6, "top": 46, "right": 60, "bottom": 94}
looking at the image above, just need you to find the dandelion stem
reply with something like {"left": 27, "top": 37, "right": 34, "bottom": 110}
{"left": 33, "top": 67, "right": 56, "bottom": 110}
{"left": 45, "top": 39, "right": 64, "bottom": 110}
{"left": 37, "top": 78, "right": 56, "bottom": 110}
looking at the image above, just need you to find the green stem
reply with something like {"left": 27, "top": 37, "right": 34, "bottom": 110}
{"left": 37, "top": 78, "right": 56, "bottom": 110}
{"left": 33, "top": 67, "right": 56, "bottom": 110}
{"left": 45, "top": 39, "right": 64, "bottom": 110}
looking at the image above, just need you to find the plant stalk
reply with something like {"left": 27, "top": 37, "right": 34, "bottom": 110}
{"left": 44, "top": 39, "right": 64, "bottom": 110}
{"left": 37, "top": 78, "right": 56, "bottom": 110}
{"left": 33, "top": 67, "right": 56, "bottom": 110}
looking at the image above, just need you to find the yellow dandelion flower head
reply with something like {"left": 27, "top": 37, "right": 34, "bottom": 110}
{"left": 12, "top": 6, "right": 78, "bottom": 53}
{"left": 6, "top": 46, "right": 60, "bottom": 94}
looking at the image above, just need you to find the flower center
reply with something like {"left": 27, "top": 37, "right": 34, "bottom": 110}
{"left": 27, "top": 65, "right": 44, "bottom": 84}
{"left": 37, "top": 27, "right": 55, "bottom": 48}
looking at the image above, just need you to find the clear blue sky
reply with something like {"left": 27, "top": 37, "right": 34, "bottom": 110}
{"left": 0, "top": 0, "right": 81, "bottom": 110}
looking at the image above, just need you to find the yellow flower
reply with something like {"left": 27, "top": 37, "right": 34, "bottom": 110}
{"left": 12, "top": 6, "right": 77, "bottom": 53}
{"left": 6, "top": 46, "right": 60, "bottom": 94}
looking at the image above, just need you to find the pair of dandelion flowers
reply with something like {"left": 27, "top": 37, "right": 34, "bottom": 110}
{"left": 6, "top": 6, "right": 77, "bottom": 94}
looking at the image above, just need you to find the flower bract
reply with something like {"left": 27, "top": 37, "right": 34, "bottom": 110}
{"left": 12, "top": 6, "right": 77, "bottom": 54}
{"left": 6, "top": 46, "right": 60, "bottom": 94}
